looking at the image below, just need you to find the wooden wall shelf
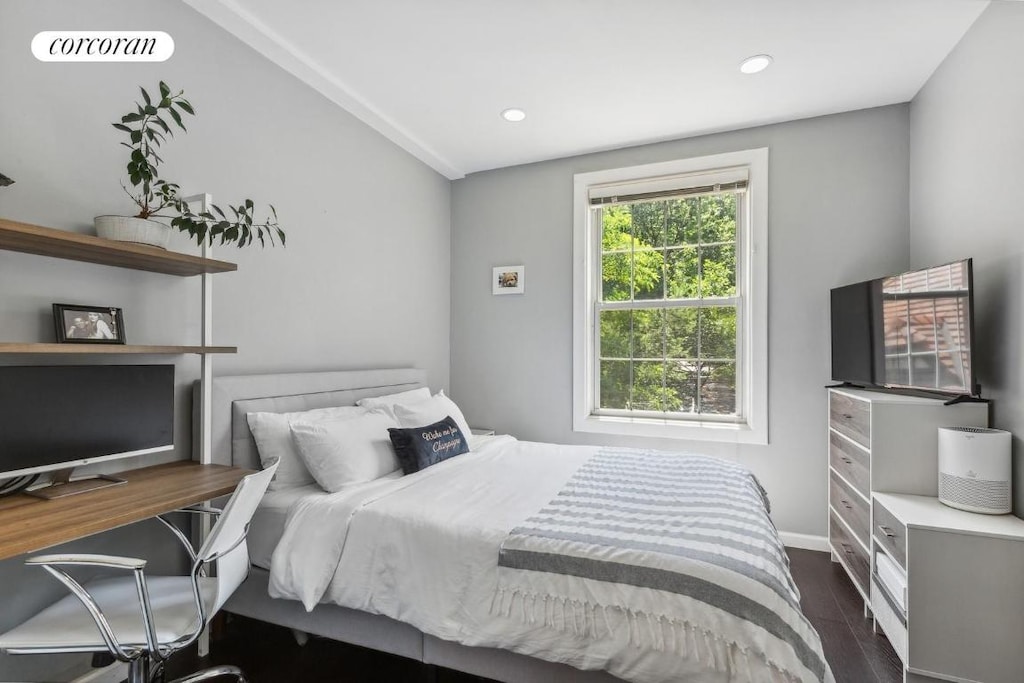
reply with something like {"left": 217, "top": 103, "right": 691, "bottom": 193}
{"left": 0, "top": 343, "right": 237, "bottom": 355}
{"left": 0, "top": 217, "right": 237, "bottom": 276}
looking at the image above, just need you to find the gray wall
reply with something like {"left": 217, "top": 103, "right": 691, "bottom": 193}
{"left": 0, "top": 0, "right": 450, "bottom": 678}
{"left": 909, "top": 1, "right": 1024, "bottom": 515}
{"left": 451, "top": 105, "right": 911, "bottom": 537}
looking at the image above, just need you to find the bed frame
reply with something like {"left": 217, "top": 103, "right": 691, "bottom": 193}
{"left": 203, "top": 368, "right": 620, "bottom": 683}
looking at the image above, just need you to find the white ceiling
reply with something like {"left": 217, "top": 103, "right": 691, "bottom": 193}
{"left": 184, "top": 0, "right": 988, "bottom": 179}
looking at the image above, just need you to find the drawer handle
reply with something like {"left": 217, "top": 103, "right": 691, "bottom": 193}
{"left": 840, "top": 499, "right": 852, "bottom": 510}
{"left": 878, "top": 525, "right": 897, "bottom": 539}
{"left": 842, "top": 413, "right": 853, "bottom": 419}
{"left": 840, "top": 543, "right": 855, "bottom": 556}
{"left": 840, "top": 456, "right": 853, "bottom": 465}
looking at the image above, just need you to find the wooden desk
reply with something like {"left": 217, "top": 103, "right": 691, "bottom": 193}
{"left": 0, "top": 461, "right": 251, "bottom": 561}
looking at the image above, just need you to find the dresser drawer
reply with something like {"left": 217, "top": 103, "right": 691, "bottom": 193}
{"left": 829, "top": 392, "right": 870, "bottom": 448}
{"left": 829, "top": 430, "right": 870, "bottom": 499}
{"left": 830, "top": 510, "right": 870, "bottom": 595}
{"left": 830, "top": 471, "right": 869, "bottom": 548}
{"left": 873, "top": 499, "right": 907, "bottom": 571}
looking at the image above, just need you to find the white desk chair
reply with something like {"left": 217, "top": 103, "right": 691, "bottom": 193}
{"left": 0, "top": 461, "right": 277, "bottom": 683}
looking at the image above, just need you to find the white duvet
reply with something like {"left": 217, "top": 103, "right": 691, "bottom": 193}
{"left": 269, "top": 437, "right": 815, "bottom": 682}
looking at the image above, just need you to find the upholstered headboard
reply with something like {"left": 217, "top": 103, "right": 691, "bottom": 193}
{"left": 198, "top": 368, "right": 428, "bottom": 469}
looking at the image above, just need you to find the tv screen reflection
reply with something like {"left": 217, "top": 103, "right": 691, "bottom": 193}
{"left": 881, "top": 260, "right": 971, "bottom": 393}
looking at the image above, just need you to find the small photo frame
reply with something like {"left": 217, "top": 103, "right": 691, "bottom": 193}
{"left": 53, "top": 304, "right": 126, "bottom": 344}
{"left": 493, "top": 265, "right": 525, "bottom": 295}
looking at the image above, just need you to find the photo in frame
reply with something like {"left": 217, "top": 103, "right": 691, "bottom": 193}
{"left": 492, "top": 265, "right": 525, "bottom": 295}
{"left": 52, "top": 304, "right": 126, "bottom": 344}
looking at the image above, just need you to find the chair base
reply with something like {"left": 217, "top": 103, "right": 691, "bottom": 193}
{"left": 126, "top": 657, "right": 246, "bottom": 683}
{"left": 169, "top": 664, "right": 247, "bottom": 683}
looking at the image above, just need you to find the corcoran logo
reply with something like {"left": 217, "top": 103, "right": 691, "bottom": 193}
{"left": 32, "top": 31, "right": 174, "bottom": 62}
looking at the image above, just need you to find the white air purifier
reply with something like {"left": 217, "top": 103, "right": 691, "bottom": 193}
{"left": 938, "top": 426, "right": 1012, "bottom": 514}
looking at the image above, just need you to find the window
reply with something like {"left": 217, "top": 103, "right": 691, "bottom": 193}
{"left": 572, "top": 149, "right": 768, "bottom": 444}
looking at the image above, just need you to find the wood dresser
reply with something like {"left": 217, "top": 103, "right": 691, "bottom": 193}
{"left": 826, "top": 387, "right": 987, "bottom": 608}
{"left": 823, "top": 387, "right": 1024, "bottom": 682}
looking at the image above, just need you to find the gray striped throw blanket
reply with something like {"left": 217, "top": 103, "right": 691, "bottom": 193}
{"left": 494, "top": 448, "right": 830, "bottom": 683}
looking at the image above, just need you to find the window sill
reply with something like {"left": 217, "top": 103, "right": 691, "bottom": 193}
{"left": 573, "top": 413, "right": 767, "bottom": 445}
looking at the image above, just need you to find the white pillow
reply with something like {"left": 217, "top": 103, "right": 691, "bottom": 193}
{"left": 247, "top": 406, "right": 367, "bottom": 490}
{"left": 356, "top": 387, "right": 431, "bottom": 416}
{"left": 393, "top": 391, "right": 473, "bottom": 449}
{"left": 290, "top": 412, "right": 400, "bottom": 492}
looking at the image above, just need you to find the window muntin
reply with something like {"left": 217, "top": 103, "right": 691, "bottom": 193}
{"left": 594, "top": 190, "right": 744, "bottom": 421}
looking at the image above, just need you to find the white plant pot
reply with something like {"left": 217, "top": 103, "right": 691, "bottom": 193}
{"left": 94, "top": 215, "right": 171, "bottom": 249}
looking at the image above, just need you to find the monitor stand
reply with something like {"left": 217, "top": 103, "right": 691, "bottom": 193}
{"left": 25, "top": 468, "right": 127, "bottom": 500}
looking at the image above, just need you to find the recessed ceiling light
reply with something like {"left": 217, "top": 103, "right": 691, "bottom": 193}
{"left": 501, "top": 108, "right": 526, "bottom": 122}
{"left": 740, "top": 54, "right": 773, "bottom": 75}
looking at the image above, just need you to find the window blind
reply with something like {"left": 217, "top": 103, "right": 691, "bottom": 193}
{"left": 588, "top": 166, "right": 748, "bottom": 206}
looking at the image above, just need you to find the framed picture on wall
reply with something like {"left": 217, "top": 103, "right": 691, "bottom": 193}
{"left": 53, "top": 303, "right": 126, "bottom": 344}
{"left": 492, "top": 265, "right": 525, "bottom": 295}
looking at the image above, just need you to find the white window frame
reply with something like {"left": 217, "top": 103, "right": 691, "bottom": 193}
{"left": 572, "top": 148, "right": 769, "bottom": 444}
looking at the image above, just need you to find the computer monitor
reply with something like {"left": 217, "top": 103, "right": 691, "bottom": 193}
{"left": 0, "top": 365, "right": 174, "bottom": 498}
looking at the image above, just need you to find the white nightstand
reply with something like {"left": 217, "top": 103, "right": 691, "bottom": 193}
{"left": 870, "top": 492, "right": 1024, "bottom": 683}
{"left": 469, "top": 427, "right": 495, "bottom": 436}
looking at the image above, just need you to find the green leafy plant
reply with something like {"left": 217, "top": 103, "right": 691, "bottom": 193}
{"left": 113, "top": 81, "right": 285, "bottom": 247}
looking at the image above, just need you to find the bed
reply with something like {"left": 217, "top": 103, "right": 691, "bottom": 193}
{"left": 204, "top": 368, "right": 830, "bottom": 683}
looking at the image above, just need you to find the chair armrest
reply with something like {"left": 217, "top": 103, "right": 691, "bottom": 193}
{"left": 26, "top": 554, "right": 147, "bottom": 570}
{"left": 26, "top": 554, "right": 157, "bottom": 660}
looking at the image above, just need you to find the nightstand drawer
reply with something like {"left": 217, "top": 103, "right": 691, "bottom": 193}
{"left": 873, "top": 499, "right": 907, "bottom": 570}
{"left": 829, "top": 392, "right": 870, "bottom": 448}
{"left": 830, "top": 510, "right": 869, "bottom": 594}
{"left": 830, "top": 471, "right": 869, "bottom": 548}
{"left": 829, "top": 430, "right": 869, "bottom": 499}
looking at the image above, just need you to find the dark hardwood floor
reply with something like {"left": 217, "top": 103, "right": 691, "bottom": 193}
{"left": 787, "top": 548, "right": 901, "bottom": 683}
{"left": 167, "top": 549, "right": 901, "bottom": 682}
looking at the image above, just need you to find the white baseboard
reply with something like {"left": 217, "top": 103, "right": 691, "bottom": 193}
{"left": 778, "top": 531, "right": 829, "bottom": 552}
{"left": 71, "top": 662, "right": 128, "bottom": 683}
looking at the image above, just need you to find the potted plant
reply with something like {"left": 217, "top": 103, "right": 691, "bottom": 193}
{"left": 95, "top": 82, "right": 285, "bottom": 249}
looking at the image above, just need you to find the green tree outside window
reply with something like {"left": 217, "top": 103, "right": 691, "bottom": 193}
{"left": 598, "top": 193, "right": 739, "bottom": 416}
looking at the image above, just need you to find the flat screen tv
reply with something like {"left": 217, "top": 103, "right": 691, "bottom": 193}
{"left": 0, "top": 365, "right": 174, "bottom": 495}
{"left": 830, "top": 258, "right": 976, "bottom": 397}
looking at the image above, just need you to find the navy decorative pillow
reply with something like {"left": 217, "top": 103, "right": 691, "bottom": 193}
{"left": 388, "top": 416, "right": 469, "bottom": 474}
